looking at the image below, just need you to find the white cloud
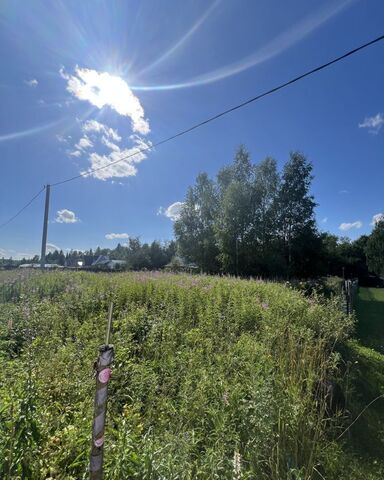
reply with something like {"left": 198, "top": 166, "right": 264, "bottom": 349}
{"left": 158, "top": 201, "right": 185, "bottom": 221}
{"left": 82, "top": 137, "right": 151, "bottom": 180}
{"left": 82, "top": 119, "right": 121, "bottom": 142}
{"left": 339, "top": 221, "right": 362, "bottom": 231}
{"left": 75, "top": 136, "right": 93, "bottom": 150}
{"left": 102, "top": 136, "right": 120, "bottom": 152}
{"left": 339, "top": 190, "right": 349, "bottom": 195}
{"left": 69, "top": 150, "right": 82, "bottom": 157}
{"left": 25, "top": 79, "right": 38, "bottom": 87}
{"left": 371, "top": 213, "right": 384, "bottom": 226}
{"left": 61, "top": 67, "right": 150, "bottom": 134}
{"left": 55, "top": 209, "right": 79, "bottom": 224}
{"left": 359, "top": 113, "right": 384, "bottom": 134}
{"left": 105, "top": 233, "right": 129, "bottom": 240}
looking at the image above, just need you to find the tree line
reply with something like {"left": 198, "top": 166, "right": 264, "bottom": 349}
{"left": 174, "top": 146, "right": 384, "bottom": 279}
{"left": 0, "top": 239, "right": 176, "bottom": 271}
{"left": 2, "top": 146, "right": 383, "bottom": 279}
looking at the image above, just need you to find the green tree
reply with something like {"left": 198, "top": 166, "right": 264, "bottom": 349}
{"left": 249, "top": 157, "right": 281, "bottom": 275}
{"left": 174, "top": 172, "right": 219, "bottom": 272}
{"left": 215, "top": 146, "right": 253, "bottom": 274}
{"left": 275, "top": 152, "right": 318, "bottom": 277}
{"left": 366, "top": 220, "right": 384, "bottom": 276}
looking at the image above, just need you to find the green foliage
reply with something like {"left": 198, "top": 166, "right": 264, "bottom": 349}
{"left": 366, "top": 220, "right": 384, "bottom": 277}
{"left": 340, "top": 341, "right": 384, "bottom": 459}
{"left": 174, "top": 173, "right": 219, "bottom": 273}
{"left": 175, "top": 147, "right": 320, "bottom": 278}
{"left": 0, "top": 271, "right": 381, "bottom": 478}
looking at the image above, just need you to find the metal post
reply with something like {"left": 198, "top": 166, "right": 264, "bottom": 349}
{"left": 40, "top": 184, "right": 50, "bottom": 269}
{"left": 89, "top": 303, "right": 114, "bottom": 479}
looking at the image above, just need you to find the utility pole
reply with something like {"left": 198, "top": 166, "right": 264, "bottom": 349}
{"left": 40, "top": 184, "right": 50, "bottom": 269}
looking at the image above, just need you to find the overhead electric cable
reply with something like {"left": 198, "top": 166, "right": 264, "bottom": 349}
{"left": 51, "top": 33, "right": 384, "bottom": 187}
{"left": 0, "top": 186, "right": 45, "bottom": 230}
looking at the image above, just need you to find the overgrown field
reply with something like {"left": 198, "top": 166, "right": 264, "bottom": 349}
{"left": 0, "top": 271, "right": 383, "bottom": 479}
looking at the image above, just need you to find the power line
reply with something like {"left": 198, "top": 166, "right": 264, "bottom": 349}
{"left": 51, "top": 33, "right": 384, "bottom": 187}
{"left": 0, "top": 186, "right": 45, "bottom": 230}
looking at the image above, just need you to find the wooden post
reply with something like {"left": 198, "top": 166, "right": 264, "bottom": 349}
{"left": 89, "top": 303, "right": 114, "bottom": 479}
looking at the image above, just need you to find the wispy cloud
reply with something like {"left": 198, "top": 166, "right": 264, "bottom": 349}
{"left": 339, "top": 190, "right": 349, "bottom": 195}
{"left": 56, "top": 134, "right": 69, "bottom": 143}
{"left": 60, "top": 67, "right": 150, "bottom": 134}
{"left": 321, "top": 217, "right": 328, "bottom": 224}
{"left": 55, "top": 209, "right": 79, "bottom": 224}
{"left": 69, "top": 150, "right": 82, "bottom": 157}
{"left": 158, "top": 202, "right": 185, "bottom": 221}
{"left": 105, "top": 233, "right": 129, "bottom": 240}
{"left": 102, "top": 136, "right": 120, "bottom": 152}
{"left": 359, "top": 113, "right": 384, "bottom": 134}
{"left": 371, "top": 213, "right": 384, "bottom": 226}
{"left": 82, "top": 120, "right": 121, "bottom": 142}
{"left": 339, "top": 221, "right": 362, "bottom": 231}
{"left": 75, "top": 136, "right": 93, "bottom": 150}
{"left": 25, "top": 79, "right": 38, "bottom": 87}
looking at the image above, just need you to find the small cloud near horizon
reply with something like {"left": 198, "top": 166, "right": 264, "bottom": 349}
{"left": 371, "top": 213, "right": 384, "bottom": 226}
{"left": 339, "top": 221, "right": 362, "bottom": 231}
{"left": 105, "top": 233, "right": 129, "bottom": 240}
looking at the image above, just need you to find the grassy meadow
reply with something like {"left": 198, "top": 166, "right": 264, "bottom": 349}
{"left": 355, "top": 287, "right": 384, "bottom": 353}
{"left": 0, "top": 271, "right": 383, "bottom": 479}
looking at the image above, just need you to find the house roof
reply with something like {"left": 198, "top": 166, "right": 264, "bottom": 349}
{"left": 92, "top": 255, "right": 110, "bottom": 266}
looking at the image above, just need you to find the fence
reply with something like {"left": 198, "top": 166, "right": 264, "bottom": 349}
{"left": 342, "top": 279, "right": 358, "bottom": 315}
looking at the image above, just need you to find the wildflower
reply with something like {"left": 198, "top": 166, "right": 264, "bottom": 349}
{"left": 232, "top": 450, "right": 242, "bottom": 479}
{"left": 261, "top": 302, "right": 269, "bottom": 310}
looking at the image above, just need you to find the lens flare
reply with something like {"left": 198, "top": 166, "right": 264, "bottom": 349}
{"left": 131, "top": 0, "right": 354, "bottom": 92}
{"left": 0, "top": 119, "right": 63, "bottom": 143}
{"left": 137, "top": 0, "right": 221, "bottom": 77}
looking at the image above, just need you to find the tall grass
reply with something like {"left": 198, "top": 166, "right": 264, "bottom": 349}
{"left": 0, "top": 271, "right": 379, "bottom": 478}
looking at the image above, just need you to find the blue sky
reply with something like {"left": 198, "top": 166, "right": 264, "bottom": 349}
{"left": 0, "top": 0, "right": 383, "bottom": 259}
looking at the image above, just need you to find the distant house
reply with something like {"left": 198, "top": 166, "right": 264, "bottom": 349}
{"left": 164, "top": 256, "right": 198, "bottom": 273}
{"left": 92, "top": 255, "right": 110, "bottom": 267}
{"left": 91, "top": 256, "right": 126, "bottom": 270}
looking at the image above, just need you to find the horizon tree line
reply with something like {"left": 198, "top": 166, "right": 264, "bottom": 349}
{"left": 1, "top": 146, "right": 383, "bottom": 279}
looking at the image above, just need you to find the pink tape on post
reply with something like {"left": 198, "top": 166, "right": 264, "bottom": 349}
{"left": 98, "top": 368, "right": 111, "bottom": 384}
